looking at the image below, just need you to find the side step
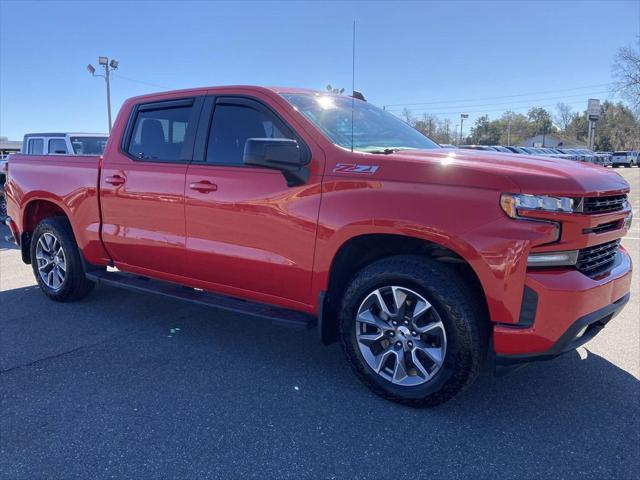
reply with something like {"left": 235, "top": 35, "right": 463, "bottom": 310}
{"left": 86, "top": 270, "right": 316, "bottom": 329}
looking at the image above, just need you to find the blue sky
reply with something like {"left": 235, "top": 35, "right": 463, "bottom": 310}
{"left": 1, "top": 0, "right": 638, "bottom": 140}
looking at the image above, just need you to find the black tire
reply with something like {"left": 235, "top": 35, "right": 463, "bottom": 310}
{"left": 0, "top": 194, "right": 6, "bottom": 219}
{"left": 30, "top": 217, "right": 95, "bottom": 301}
{"left": 339, "top": 255, "right": 488, "bottom": 407}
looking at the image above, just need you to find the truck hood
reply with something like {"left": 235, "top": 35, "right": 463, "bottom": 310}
{"left": 386, "top": 149, "right": 630, "bottom": 196}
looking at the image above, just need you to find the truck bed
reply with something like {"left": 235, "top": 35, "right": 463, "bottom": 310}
{"left": 4, "top": 154, "right": 108, "bottom": 263}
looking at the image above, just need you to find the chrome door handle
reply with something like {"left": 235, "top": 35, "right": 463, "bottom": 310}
{"left": 189, "top": 181, "right": 218, "bottom": 193}
{"left": 105, "top": 175, "right": 125, "bottom": 186}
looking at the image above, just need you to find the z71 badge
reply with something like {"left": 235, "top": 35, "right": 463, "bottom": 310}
{"left": 333, "top": 163, "right": 379, "bottom": 174}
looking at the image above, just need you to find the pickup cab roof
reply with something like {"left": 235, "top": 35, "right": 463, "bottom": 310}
{"left": 23, "top": 132, "right": 108, "bottom": 138}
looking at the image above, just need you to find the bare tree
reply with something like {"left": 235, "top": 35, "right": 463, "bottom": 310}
{"left": 401, "top": 108, "right": 414, "bottom": 125}
{"left": 613, "top": 44, "right": 640, "bottom": 112}
{"left": 554, "top": 103, "right": 576, "bottom": 132}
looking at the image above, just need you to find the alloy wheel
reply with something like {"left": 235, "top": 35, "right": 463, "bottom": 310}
{"left": 355, "top": 286, "right": 447, "bottom": 386}
{"left": 35, "top": 232, "right": 67, "bottom": 290}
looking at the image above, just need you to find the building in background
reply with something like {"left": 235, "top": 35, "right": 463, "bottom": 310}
{"left": 519, "top": 134, "right": 588, "bottom": 149}
{"left": 0, "top": 137, "right": 22, "bottom": 159}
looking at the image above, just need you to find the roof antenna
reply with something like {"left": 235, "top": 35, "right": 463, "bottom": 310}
{"left": 351, "top": 20, "right": 356, "bottom": 153}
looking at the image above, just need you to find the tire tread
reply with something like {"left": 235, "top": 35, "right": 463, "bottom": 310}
{"left": 339, "top": 254, "right": 488, "bottom": 407}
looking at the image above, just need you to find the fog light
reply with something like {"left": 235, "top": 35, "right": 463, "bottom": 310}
{"left": 527, "top": 250, "right": 579, "bottom": 267}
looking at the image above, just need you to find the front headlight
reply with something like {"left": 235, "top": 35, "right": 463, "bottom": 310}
{"left": 500, "top": 193, "right": 574, "bottom": 218}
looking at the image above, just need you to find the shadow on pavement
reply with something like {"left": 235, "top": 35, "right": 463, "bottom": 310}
{"left": 1, "top": 283, "right": 638, "bottom": 478}
{"left": 0, "top": 224, "right": 19, "bottom": 251}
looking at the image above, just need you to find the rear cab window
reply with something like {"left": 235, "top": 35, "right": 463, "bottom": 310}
{"left": 71, "top": 137, "right": 108, "bottom": 155}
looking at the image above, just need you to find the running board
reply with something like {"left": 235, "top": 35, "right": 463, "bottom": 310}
{"left": 86, "top": 270, "right": 316, "bottom": 329}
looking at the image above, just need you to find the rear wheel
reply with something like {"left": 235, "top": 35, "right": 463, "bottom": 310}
{"left": 0, "top": 197, "right": 6, "bottom": 219}
{"left": 339, "top": 255, "right": 488, "bottom": 407}
{"left": 30, "top": 217, "right": 95, "bottom": 301}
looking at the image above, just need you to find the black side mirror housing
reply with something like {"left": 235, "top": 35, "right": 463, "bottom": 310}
{"left": 243, "top": 138, "right": 309, "bottom": 186}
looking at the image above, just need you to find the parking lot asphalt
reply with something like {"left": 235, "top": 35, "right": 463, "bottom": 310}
{"left": 1, "top": 167, "right": 639, "bottom": 479}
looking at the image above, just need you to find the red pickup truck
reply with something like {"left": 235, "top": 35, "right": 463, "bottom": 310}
{"left": 4, "top": 86, "right": 633, "bottom": 406}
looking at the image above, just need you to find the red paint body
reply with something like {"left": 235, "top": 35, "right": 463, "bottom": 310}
{"left": 4, "top": 86, "right": 632, "bottom": 357}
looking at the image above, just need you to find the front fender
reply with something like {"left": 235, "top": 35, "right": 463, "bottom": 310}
{"left": 311, "top": 178, "right": 558, "bottom": 325}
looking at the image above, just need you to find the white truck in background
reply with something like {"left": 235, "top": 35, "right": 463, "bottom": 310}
{"left": 22, "top": 133, "right": 108, "bottom": 156}
{"left": 1, "top": 133, "right": 109, "bottom": 218}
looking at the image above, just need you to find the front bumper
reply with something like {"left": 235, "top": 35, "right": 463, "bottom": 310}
{"left": 493, "top": 248, "right": 632, "bottom": 364}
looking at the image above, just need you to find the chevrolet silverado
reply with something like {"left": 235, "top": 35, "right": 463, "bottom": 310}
{"left": 4, "top": 86, "right": 633, "bottom": 406}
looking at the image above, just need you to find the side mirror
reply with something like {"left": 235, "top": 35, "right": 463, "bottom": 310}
{"left": 243, "top": 138, "right": 309, "bottom": 186}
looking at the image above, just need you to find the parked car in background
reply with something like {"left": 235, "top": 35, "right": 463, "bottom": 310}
{"left": 439, "top": 143, "right": 457, "bottom": 148}
{"left": 593, "top": 151, "right": 612, "bottom": 167}
{"left": 3, "top": 85, "right": 633, "bottom": 407}
{"left": 458, "top": 145, "right": 499, "bottom": 151}
{"left": 22, "top": 133, "right": 108, "bottom": 156}
{"left": 612, "top": 151, "right": 638, "bottom": 168}
{"left": 490, "top": 146, "right": 512, "bottom": 153}
{"left": 558, "top": 148, "right": 588, "bottom": 162}
{"left": 505, "top": 146, "right": 527, "bottom": 154}
{"left": 543, "top": 148, "right": 573, "bottom": 161}
{"left": 596, "top": 152, "right": 612, "bottom": 167}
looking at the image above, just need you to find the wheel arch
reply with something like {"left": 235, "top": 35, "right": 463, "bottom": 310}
{"left": 20, "top": 198, "right": 71, "bottom": 264}
{"left": 318, "top": 233, "right": 489, "bottom": 345}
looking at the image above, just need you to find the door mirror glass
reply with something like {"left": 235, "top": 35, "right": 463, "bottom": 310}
{"left": 243, "top": 138, "right": 309, "bottom": 186}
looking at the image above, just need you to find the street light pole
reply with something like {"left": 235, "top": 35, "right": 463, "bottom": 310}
{"left": 105, "top": 65, "right": 112, "bottom": 132}
{"left": 460, "top": 113, "right": 468, "bottom": 145}
{"left": 87, "top": 57, "right": 119, "bottom": 133}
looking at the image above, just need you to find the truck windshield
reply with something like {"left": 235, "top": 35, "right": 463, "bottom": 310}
{"left": 281, "top": 93, "right": 439, "bottom": 153}
{"left": 70, "top": 136, "right": 108, "bottom": 155}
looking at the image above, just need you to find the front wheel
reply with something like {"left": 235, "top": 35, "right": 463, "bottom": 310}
{"left": 339, "top": 255, "right": 488, "bottom": 407}
{"left": 30, "top": 217, "right": 95, "bottom": 301}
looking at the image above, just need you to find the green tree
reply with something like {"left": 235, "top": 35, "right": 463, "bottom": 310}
{"left": 565, "top": 101, "right": 639, "bottom": 150}
{"left": 325, "top": 84, "right": 345, "bottom": 94}
{"left": 469, "top": 115, "right": 501, "bottom": 145}
{"left": 527, "top": 108, "right": 554, "bottom": 133}
{"left": 594, "top": 101, "right": 639, "bottom": 150}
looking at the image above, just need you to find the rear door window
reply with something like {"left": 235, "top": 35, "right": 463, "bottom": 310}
{"left": 28, "top": 138, "right": 44, "bottom": 155}
{"left": 48, "top": 138, "right": 68, "bottom": 154}
{"left": 127, "top": 99, "right": 197, "bottom": 161}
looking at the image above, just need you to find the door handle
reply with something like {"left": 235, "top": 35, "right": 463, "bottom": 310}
{"left": 105, "top": 174, "right": 126, "bottom": 186}
{"left": 189, "top": 181, "right": 218, "bottom": 193}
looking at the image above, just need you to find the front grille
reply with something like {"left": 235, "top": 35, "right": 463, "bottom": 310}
{"left": 576, "top": 240, "right": 621, "bottom": 275}
{"left": 582, "top": 195, "right": 627, "bottom": 214}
